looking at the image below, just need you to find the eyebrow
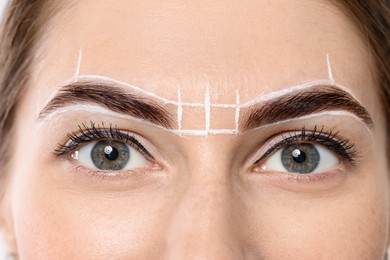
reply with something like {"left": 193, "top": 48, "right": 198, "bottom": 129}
{"left": 242, "top": 85, "right": 373, "bottom": 131}
{"left": 40, "top": 81, "right": 373, "bottom": 135}
{"left": 39, "top": 82, "right": 173, "bottom": 128}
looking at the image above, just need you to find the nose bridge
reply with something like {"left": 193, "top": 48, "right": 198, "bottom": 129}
{"left": 164, "top": 164, "right": 242, "bottom": 259}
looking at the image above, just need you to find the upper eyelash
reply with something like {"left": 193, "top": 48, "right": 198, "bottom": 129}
{"left": 54, "top": 121, "right": 154, "bottom": 159}
{"left": 254, "top": 125, "right": 359, "bottom": 165}
{"left": 56, "top": 123, "right": 357, "bottom": 169}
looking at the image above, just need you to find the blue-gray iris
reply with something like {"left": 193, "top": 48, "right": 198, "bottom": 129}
{"left": 91, "top": 140, "right": 130, "bottom": 170}
{"left": 281, "top": 144, "right": 320, "bottom": 173}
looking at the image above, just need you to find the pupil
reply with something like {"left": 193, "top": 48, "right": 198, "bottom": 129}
{"left": 104, "top": 145, "right": 119, "bottom": 161}
{"left": 292, "top": 148, "right": 306, "bottom": 163}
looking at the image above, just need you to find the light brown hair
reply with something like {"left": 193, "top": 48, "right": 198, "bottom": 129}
{"left": 0, "top": 1, "right": 63, "bottom": 172}
{"left": 334, "top": 0, "right": 390, "bottom": 126}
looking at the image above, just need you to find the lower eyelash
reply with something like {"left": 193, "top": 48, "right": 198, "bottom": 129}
{"left": 254, "top": 125, "right": 358, "bottom": 165}
{"left": 54, "top": 121, "right": 154, "bottom": 159}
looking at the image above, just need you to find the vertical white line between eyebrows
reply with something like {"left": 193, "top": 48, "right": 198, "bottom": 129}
{"left": 239, "top": 80, "right": 332, "bottom": 108}
{"left": 36, "top": 104, "right": 241, "bottom": 136}
{"left": 327, "top": 53, "right": 335, "bottom": 84}
{"left": 205, "top": 83, "right": 211, "bottom": 135}
{"left": 173, "top": 129, "right": 239, "bottom": 136}
{"left": 177, "top": 87, "right": 183, "bottom": 134}
{"left": 235, "top": 89, "right": 240, "bottom": 132}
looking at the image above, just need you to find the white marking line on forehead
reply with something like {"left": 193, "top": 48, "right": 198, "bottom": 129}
{"left": 205, "top": 84, "right": 211, "bottom": 135}
{"left": 177, "top": 87, "right": 183, "bottom": 133}
{"left": 239, "top": 79, "right": 360, "bottom": 108}
{"left": 68, "top": 53, "right": 235, "bottom": 109}
{"left": 245, "top": 110, "right": 372, "bottom": 134}
{"left": 70, "top": 75, "right": 360, "bottom": 109}
{"left": 75, "top": 74, "right": 175, "bottom": 104}
{"left": 73, "top": 74, "right": 238, "bottom": 108}
{"left": 174, "top": 129, "right": 239, "bottom": 136}
{"left": 37, "top": 104, "right": 169, "bottom": 131}
{"left": 54, "top": 74, "right": 365, "bottom": 136}
{"left": 65, "top": 51, "right": 358, "bottom": 110}
{"left": 235, "top": 89, "right": 240, "bottom": 132}
{"left": 43, "top": 54, "right": 368, "bottom": 136}
{"left": 37, "top": 104, "right": 372, "bottom": 136}
{"left": 75, "top": 49, "right": 83, "bottom": 80}
{"left": 67, "top": 52, "right": 351, "bottom": 109}
{"left": 327, "top": 53, "right": 334, "bottom": 83}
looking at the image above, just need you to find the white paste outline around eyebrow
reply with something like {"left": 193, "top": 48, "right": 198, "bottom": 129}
{"left": 70, "top": 75, "right": 360, "bottom": 109}
{"left": 177, "top": 86, "right": 183, "bottom": 133}
{"left": 42, "top": 52, "right": 368, "bottom": 135}
{"left": 205, "top": 84, "right": 211, "bottom": 135}
{"left": 235, "top": 88, "right": 240, "bottom": 132}
{"left": 38, "top": 104, "right": 372, "bottom": 135}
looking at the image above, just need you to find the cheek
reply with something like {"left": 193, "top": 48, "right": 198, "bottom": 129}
{"left": 241, "top": 177, "right": 389, "bottom": 258}
{"left": 9, "top": 167, "right": 173, "bottom": 259}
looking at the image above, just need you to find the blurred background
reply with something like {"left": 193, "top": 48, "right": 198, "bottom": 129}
{"left": 0, "top": 0, "right": 6, "bottom": 17}
{"left": 0, "top": 1, "right": 9, "bottom": 259}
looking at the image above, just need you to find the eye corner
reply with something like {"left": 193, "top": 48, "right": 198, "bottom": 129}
{"left": 53, "top": 142, "right": 73, "bottom": 157}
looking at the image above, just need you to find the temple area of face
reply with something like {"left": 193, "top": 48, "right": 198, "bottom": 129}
{"left": 38, "top": 79, "right": 373, "bottom": 136}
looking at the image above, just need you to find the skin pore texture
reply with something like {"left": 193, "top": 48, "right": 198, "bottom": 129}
{"left": 2, "top": 0, "right": 389, "bottom": 259}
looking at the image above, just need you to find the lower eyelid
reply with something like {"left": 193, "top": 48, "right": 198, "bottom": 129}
{"left": 68, "top": 163, "right": 166, "bottom": 186}
{"left": 268, "top": 169, "right": 345, "bottom": 184}
{"left": 249, "top": 164, "right": 349, "bottom": 193}
{"left": 64, "top": 143, "right": 162, "bottom": 177}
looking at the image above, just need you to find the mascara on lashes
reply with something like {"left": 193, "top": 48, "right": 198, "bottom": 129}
{"left": 54, "top": 122, "right": 154, "bottom": 159}
{"left": 254, "top": 126, "right": 358, "bottom": 166}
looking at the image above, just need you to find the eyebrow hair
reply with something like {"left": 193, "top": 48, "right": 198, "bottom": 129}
{"left": 39, "top": 82, "right": 173, "bottom": 128}
{"left": 242, "top": 85, "right": 373, "bottom": 131}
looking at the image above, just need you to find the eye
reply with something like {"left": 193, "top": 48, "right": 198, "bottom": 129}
{"left": 262, "top": 143, "right": 339, "bottom": 174}
{"left": 72, "top": 139, "right": 148, "bottom": 171}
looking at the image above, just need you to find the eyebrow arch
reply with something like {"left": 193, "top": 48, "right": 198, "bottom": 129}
{"left": 38, "top": 81, "right": 173, "bottom": 128}
{"left": 242, "top": 85, "right": 373, "bottom": 131}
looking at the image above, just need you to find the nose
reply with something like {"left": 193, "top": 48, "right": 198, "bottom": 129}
{"left": 164, "top": 166, "right": 243, "bottom": 259}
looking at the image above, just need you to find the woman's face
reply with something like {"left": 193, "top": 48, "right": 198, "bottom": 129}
{"left": 3, "top": 0, "right": 389, "bottom": 258}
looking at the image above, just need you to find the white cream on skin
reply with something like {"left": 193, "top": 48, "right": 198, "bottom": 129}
{"left": 38, "top": 53, "right": 372, "bottom": 136}
{"left": 38, "top": 104, "right": 372, "bottom": 136}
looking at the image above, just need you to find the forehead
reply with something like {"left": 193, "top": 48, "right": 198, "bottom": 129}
{"left": 35, "top": 0, "right": 373, "bottom": 106}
